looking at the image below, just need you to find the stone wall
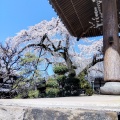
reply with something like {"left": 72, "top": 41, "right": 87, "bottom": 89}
{"left": 0, "top": 106, "right": 118, "bottom": 120}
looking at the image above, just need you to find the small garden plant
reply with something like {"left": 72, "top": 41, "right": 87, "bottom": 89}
{"left": 46, "top": 78, "right": 59, "bottom": 97}
{"left": 53, "top": 64, "right": 80, "bottom": 97}
{"left": 78, "top": 71, "right": 93, "bottom": 96}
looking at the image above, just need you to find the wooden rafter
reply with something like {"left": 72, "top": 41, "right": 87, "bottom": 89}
{"left": 49, "top": 0, "right": 120, "bottom": 38}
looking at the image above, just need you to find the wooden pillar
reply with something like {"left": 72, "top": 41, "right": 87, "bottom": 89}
{"left": 102, "top": 0, "right": 120, "bottom": 81}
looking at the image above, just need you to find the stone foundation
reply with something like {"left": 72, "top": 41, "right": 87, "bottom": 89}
{"left": 0, "top": 106, "right": 118, "bottom": 120}
{"left": 100, "top": 82, "right": 120, "bottom": 95}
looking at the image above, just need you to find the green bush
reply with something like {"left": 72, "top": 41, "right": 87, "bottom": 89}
{"left": 39, "top": 92, "right": 46, "bottom": 98}
{"left": 52, "top": 64, "right": 80, "bottom": 97}
{"left": 64, "top": 77, "right": 80, "bottom": 96}
{"left": 85, "top": 88, "right": 93, "bottom": 96}
{"left": 68, "top": 70, "right": 76, "bottom": 77}
{"left": 46, "top": 88, "right": 59, "bottom": 97}
{"left": 46, "top": 78, "right": 59, "bottom": 97}
{"left": 28, "top": 90, "right": 39, "bottom": 98}
{"left": 37, "top": 83, "right": 46, "bottom": 89}
{"left": 14, "top": 89, "right": 39, "bottom": 99}
{"left": 80, "top": 80, "right": 91, "bottom": 89}
{"left": 15, "top": 88, "right": 29, "bottom": 98}
{"left": 78, "top": 71, "right": 87, "bottom": 81}
{"left": 53, "top": 65, "right": 68, "bottom": 75}
{"left": 46, "top": 78, "right": 58, "bottom": 88}
{"left": 78, "top": 71, "right": 93, "bottom": 96}
{"left": 56, "top": 75, "right": 66, "bottom": 82}
{"left": 66, "top": 77, "right": 80, "bottom": 85}
{"left": 14, "top": 94, "right": 22, "bottom": 99}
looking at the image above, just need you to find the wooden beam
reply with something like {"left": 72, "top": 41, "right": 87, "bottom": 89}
{"left": 102, "top": 0, "right": 120, "bottom": 81}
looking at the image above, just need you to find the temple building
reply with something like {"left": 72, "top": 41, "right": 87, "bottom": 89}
{"left": 49, "top": 0, "right": 120, "bottom": 95}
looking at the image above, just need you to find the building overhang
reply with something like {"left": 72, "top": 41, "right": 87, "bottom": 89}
{"left": 49, "top": 0, "right": 120, "bottom": 38}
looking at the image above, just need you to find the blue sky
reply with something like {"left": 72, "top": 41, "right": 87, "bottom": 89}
{"left": 0, "top": 1, "right": 102, "bottom": 76}
{"left": 0, "top": 0, "right": 57, "bottom": 43}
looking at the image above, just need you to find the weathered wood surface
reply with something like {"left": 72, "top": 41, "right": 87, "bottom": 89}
{"left": 102, "top": 0, "right": 120, "bottom": 81}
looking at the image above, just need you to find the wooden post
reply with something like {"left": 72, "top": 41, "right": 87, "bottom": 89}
{"left": 102, "top": 0, "right": 120, "bottom": 81}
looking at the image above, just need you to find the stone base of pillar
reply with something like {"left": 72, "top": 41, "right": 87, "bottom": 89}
{"left": 100, "top": 82, "right": 120, "bottom": 95}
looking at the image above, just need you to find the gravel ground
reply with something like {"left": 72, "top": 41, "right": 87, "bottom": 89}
{"left": 0, "top": 95, "right": 120, "bottom": 112}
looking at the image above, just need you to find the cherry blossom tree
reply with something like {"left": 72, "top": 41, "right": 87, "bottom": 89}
{"left": 0, "top": 17, "right": 104, "bottom": 98}
{"left": 2, "top": 17, "right": 103, "bottom": 78}
{"left": 0, "top": 41, "right": 21, "bottom": 83}
{"left": 6, "top": 18, "right": 77, "bottom": 75}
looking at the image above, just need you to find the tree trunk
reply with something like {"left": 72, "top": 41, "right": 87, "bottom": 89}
{"left": 102, "top": 0, "right": 120, "bottom": 81}
{"left": 62, "top": 48, "right": 75, "bottom": 76}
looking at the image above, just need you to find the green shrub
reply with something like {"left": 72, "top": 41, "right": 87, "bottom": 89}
{"left": 66, "top": 77, "right": 80, "bottom": 84}
{"left": 16, "top": 88, "right": 29, "bottom": 98}
{"left": 64, "top": 77, "right": 80, "bottom": 96}
{"left": 15, "top": 89, "right": 39, "bottom": 99}
{"left": 85, "top": 88, "right": 93, "bottom": 96}
{"left": 78, "top": 71, "right": 87, "bottom": 81}
{"left": 56, "top": 75, "right": 66, "bottom": 82}
{"left": 46, "top": 79, "right": 58, "bottom": 88}
{"left": 37, "top": 83, "right": 46, "bottom": 89}
{"left": 53, "top": 65, "right": 68, "bottom": 75}
{"left": 39, "top": 92, "right": 46, "bottom": 98}
{"left": 14, "top": 94, "right": 22, "bottom": 99}
{"left": 46, "top": 78, "right": 59, "bottom": 97}
{"left": 52, "top": 64, "right": 80, "bottom": 97}
{"left": 80, "top": 80, "right": 91, "bottom": 89}
{"left": 78, "top": 71, "right": 93, "bottom": 96}
{"left": 46, "top": 88, "right": 59, "bottom": 97}
{"left": 68, "top": 70, "right": 76, "bottom": 77}
{"left": 28, "top": 90, "right": 39, "bottom": 98}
